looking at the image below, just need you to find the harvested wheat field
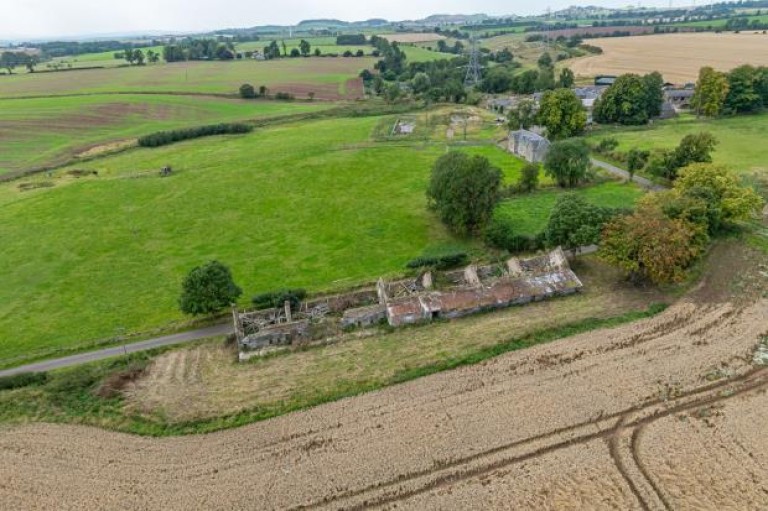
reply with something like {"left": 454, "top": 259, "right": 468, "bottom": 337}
{"left": 2, "top": 257, "right": 768, "bottom": 510}
{"left": 570, "top": 32, "right": 768, "bottom": 83}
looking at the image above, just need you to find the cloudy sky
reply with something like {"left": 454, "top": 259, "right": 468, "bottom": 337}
{"left": 8, "top": 0, "right": 673, "bottom": 39}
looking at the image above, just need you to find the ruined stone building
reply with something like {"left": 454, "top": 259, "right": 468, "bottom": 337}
{"left": 234, "top": 249, "right": 583, "bottom": 360}
{"left": 343, "top": 248, "right": 583, "bottom": 328}
{"left": 508, "top": 129, "right": 551, "bottom": 163}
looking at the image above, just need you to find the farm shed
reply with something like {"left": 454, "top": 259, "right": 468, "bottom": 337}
{"left": 508, "top": 129, "right": 551, "bottom": 163}
{"left": 664, "top": 88, "right": 695, "bottom": 109}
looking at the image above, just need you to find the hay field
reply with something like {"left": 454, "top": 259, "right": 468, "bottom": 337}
{"left": 0, "top": 57, "right": 370, "bottom": 99}
{"left": 570, "top": 32, "right": 768, "bottom": 82}
{"left": 2, "top": 259, "right": 766, "bottom": 509}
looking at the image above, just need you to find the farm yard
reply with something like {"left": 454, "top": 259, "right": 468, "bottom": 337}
{"left": 1, "top": 241, "right": 766, "bottom": 509}
{"left": 0, "top": 95, "right": 329, "bottom": 176}
{"left": 569, "top": 32, "right": 768, "bottom": 83}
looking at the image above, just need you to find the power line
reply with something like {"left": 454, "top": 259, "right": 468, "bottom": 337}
{"left": 464, "top": 35, "right": 481, "bottom": 88}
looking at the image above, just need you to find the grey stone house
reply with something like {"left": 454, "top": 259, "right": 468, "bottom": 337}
{"left": 508, "top": 129, "right": 551, "bottom": 163}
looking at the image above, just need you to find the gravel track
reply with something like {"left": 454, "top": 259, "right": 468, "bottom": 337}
{"left": 1, "top": 297, "right": 766, "bottom": 510}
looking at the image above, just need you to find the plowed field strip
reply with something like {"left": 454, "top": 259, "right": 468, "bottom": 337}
{"left": 296, "top": 367, "right": 768, "bottom": 510}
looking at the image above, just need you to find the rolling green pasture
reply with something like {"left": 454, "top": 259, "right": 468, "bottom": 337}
{"left": 585, "top": 112, "right": 768, "bottom": 175}
{"left": 48, "top": 45, "right": 164, "bottom": 69}
{"left": 0, "top": 94, "right": 328, "bottom": 175}
{"left": 0, "top": 57, "right": 373, "bottom": 99}
{"left": 237, "top": 38, "right": 371, "bottom": 57}
{"left": 0, "top": 111, "right": 647, "bottom": 364}
{"left": 0, "top": 116, "right": 467, "bottom": 363}
{"left": 494, "top": 182, "right": 645, "bottom": 236}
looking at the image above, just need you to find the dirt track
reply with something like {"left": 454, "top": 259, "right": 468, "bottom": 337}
{"left": 1, "top": 292, "right": 766, "bottom": 509}
{"left": 569, "top": 32, "right": 768, "bottom": 83}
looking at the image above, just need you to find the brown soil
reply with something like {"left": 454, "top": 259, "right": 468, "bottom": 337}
{"left": 1, "top": 245, "right": 767, "bottom": 509}
{"left": 569, "top": 32, "right": 768, "bottom": 83}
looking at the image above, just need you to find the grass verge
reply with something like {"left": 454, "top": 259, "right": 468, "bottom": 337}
{"left": 0, "top": 303, "right": 667, "bottom": 436}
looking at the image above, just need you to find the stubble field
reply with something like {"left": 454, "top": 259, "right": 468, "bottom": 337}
{"left": 569, "top": 32, "right": 768, "bottom": 82}
{"left": 1, "top": 243, "right": 766, "bottom": 509}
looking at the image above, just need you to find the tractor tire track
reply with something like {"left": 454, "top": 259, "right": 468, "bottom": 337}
{"left": 297, "top": 367, "right": 768, "bottom": 510}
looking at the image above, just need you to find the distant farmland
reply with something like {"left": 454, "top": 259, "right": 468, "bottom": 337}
{"left": 0, "top": 57, "right": 371, "bottom": 99}
{"left": 381, "top": 33, "right": 446, "bottom": 43}
{"left": 569, "top": 32, "right": 768, "bottom": 83}
{"left": 0, "top": 95, "right": 328, "bottom": 176}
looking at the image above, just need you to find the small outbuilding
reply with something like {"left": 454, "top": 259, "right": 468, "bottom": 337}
{"left": 508, "top": 129, "right": 550, "bottom": 163}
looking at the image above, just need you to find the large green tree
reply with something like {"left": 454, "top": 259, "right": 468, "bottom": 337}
{"left": 546, "top": 194, "right": 614, "bottom": 250}
{"left": 507, "top": 99, "right": 536, "bottom": 130}
{"left": 179, "top": 261, "right": 242, "bottom": 316}
{"left": 593, "top": 73, "right": 661, "bottom": 125}
{"left": 600, "top": 206, "right": 706, "bottom": 285}
{"left": 543, "top": 138, "right": 591, "bottom": 188}
{"left": 537, "top": 88, "right": 586, "bottom": 140}
{"left": 642, "top": 71, "right": 664, "bottom": 118}
{"left": 299, "top": 39, "right": 311, "bottom": 57}
{"left": 674, "top": 163, "right": 765, "bottom": 226}
{"left": 693, "top": 66, "right": 729, "bottom": 117}
{"left": 725, "top": 65, "right": 763, "bottom": 113}
{"left": 427, "top": 152, "right": 503, "bottom": 235}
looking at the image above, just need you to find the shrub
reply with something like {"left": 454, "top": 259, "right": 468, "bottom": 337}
{"left": 518, "top": 163, "right": 540, "bottom": 193}
{"left": 0, "top": 371, "right": 48, "bottom": 391}
{"left": 138, "top": 123, "right": 252, "bottom": 148}
{"left": 595, "top": 137, "right": 619, "bottom": 153}
{"left": 274, "top": 92, "right": 295, "bottom": 100}
{"left": 239, "top": 83, "right": 256, "bottom": 99}
{"left": 484, "top": 218, "right": 545, "bottom": 252}
{"left": 252, "top": 289, "right": 307, "bottom": 310}
{"left": 405, "top": 252, "right": 468, "bottom": 270}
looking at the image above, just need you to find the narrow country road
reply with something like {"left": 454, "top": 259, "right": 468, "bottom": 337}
{"left": 0, "top": 323, "right": 233, "bottom": 378}
{"left": 591, "top": 158, "right": 667, "bottom": 191}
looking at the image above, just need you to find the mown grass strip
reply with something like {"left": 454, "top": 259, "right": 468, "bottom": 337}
{"left": 0, "top": 303, "right": 667, "bottom": 436}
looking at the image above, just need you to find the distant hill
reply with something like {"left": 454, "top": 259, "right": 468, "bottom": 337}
{"left": 420, "top": 14, "right": 490, "bottom": 24}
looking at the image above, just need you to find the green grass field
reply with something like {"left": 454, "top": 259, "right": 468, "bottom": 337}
{"left": 47, "top": 45, "right": 165, "bottom": 69}
{"left": 494, "top": 182, "right": 645, "bottom": 236}
{"left": 0, "top": 95, "right": 329, "bottom": 175}
{"left": 585, "top": 112, "right": 768, "bottom": 175}
{"left": 0, "top": 57, "right": 372, "bottom": 99}
{"left": 0, "top": 111, "right": 647, "bottom": 365}
{"left": 667, "top": 14, "right": 768, "bottom": 28}
{"left": 0, "top": 116, "right": 466, "bottom": 363}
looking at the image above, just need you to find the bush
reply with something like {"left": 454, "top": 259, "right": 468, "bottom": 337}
{"left": 47, "top": 366, "right": 100, "bottom": 395}
{"left": 138, "top": 123, "right": 252, "bottom": 148}
{"left": 406, "top": 252, "right": 468, "bottom": 270}
{"left": 595, "top": 137, "right": 619, "bottom": 154}
{"left": 239, "top": 83, "right": 256, "bottom": 99}
{"left": 484, "top": 218, "right": 545, "bottom": 252}
{"left": 252, "top": 289, "right": 307, "bottom": 310}
{"left": 518, "top": 163, "right": 540, "bottom": 193}
{"left": 0, "top": 371, "right": 48, "bottom": 391}
{"left": 274, "top": 92, "right": 295, "bottom": 100}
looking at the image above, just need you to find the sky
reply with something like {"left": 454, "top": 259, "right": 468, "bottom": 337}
{"left": 6, "top": 0, "right": 677, "bottom": 40}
